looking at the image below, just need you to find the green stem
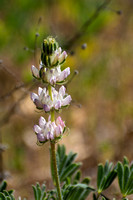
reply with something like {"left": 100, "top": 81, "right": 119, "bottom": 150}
{"left": 48, "top": 84, "right": 53, "bottom": 101}
{"left": 48, "top": 84, "right": 62, "bottom": 200}
{"left": 50, "top": 142, "right": 63, "bottom": 200}
{"left": 51, "top": 110, "right": 55, "bottom": 122}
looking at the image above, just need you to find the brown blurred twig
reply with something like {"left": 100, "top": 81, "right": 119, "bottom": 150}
{"left": 65, "top": 0, "right": 111, "bottom": 50}
{"left": 0, "top": 83, "right": 26, "bottom": 102}
{"left": 34, "top": 17, "right": 42, "bottom": 64}
{"left": 0, "top": 83, "right": 36, "bottom": 128}
{"left": 0, "top": 61, "right": 23, "bottom": 83}
{"left": 0, "top": 61, "right": 26, "bottom": 101}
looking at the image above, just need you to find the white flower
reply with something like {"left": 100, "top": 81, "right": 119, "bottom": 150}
{"left": 31, "top": 64, "right": 70, "bottom": 84}
{"left": 31, "top": 86, "right": 72, "bottom": 111}
{"left": 34, "top": 116, "right": 65, "bottom": 142}
{"left": 44, "top": 66, "right": 70, "bottom": 85}
{"left": 49, "top": 47, "right": 67, "bottom": 66}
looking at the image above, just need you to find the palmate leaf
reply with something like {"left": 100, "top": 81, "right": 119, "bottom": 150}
{"left": 50, "top": 144, "right": 81, "bottom": 184}
{"left": 117, "top": 157, "right": 133, "bottom": 197}
{"left": 62, "top": 183, "right": 94, "bottom": 200}
{"left": 51, "top": 144, "right": 94, "bottom": 200}
{"left": 0, "top": 181, "right": 13, "bottom": 195}
{"left": 0, "top": 191, "right": 15, "bottom": 200}
{"left": 97, "top": 160, "right": 117, "bottom": 194}
{"left": 32, "top": 182, "right": 57, "bottom": 200}
{"left": 0, "top": 181, "right": 7, "bottom": 192}
{"left": 0, "top": 181, "right": 15, "bottom": 200}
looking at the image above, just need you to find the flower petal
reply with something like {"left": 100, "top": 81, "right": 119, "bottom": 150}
{"left": 31, "top": 65, "right": 39, "bottom": 78}
{"left": 34, "top": 99, "right": 43, "bottom": 109}
{"left": 31, "top": 92, "right": 39, "bottom": 102}
{"left": 43, "top": 104, "right": 50, "bottom": 112}
{"left": 39, "top": 116, "right": 46, "bottom": 128}
{"left": 34, "top": 125, "right": 42, "bottom": 134}
{"left": 59, "top": 51, "right": 67, "bottom": 63}
{"left": 62, "top": 95, "right": 72, "bottom": 106}
{"left": 58, "top": 67, "right": 70, "bottom": 81}
{"left": 37, "top": 133, "right": 46, "bottom": 142}
{"left": 59, "top": 86, "right": 66, "bottom": 97}
{"left": 56, "top": 117, "right": 65, "bottom": 129}
{"left": 50, "top": 76, "right": 56, "bottom": 85}
{"left": 55, "top": 100, "right": 61, "bottom": 110}
{"left": 38, "top": 87, "right": 43, "bottom": 96}
{"left": 47, "top": 132, "right": 50, "bottom": 140}
{"left": 55, "top": 126, "right": 62, "bottom": 137}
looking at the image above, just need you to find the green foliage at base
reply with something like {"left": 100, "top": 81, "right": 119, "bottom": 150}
{"left": 117, "top": 157, "right": 133, "bottom": 198}
{"left": 0, "top": 148, "right": 133, "bottom": 200}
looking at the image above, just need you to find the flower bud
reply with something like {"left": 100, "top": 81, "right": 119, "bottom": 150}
{"left": 42, "top": 37, "right": 58, "bottom": 56}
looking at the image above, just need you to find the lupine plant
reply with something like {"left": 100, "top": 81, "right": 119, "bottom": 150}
{"left": 31, "top": 36, "right": 76, "bottom": 200}
{"left": 0, "top": 37, "right": 133, "bottom": 200}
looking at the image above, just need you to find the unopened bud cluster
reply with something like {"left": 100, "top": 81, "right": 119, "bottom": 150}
{"left": 31, "top": 36, "right": 72, "bottom": 143}
{"left": 31, "top": 37, "right": 69, "bottom": 85}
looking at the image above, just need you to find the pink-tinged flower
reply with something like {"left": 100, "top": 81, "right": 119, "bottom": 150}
{"left": 34, "top": 116, "right": 66, "bottom": 143}
{"left": 49, "top": 47, "right": 68, "bottom": 67}
{"left": 31, "top": 86, "right": 72, "bottom": 111}
{"left": 58, "top": 86, "right": 72, "bottom": 107}
{"left": 31, "top": 65, "right": 40, "bottom": 79}
{"left": 57, "top": 67, "right": 70, "bottom": 82}
{"left": 58, "top": 50, "right": 67, "bottom": 64}
{"left": 30, "top": 87, "right": 46, "bottom": 109}
{"left": 40, "top": 66, "right": 70, "bottom": 85}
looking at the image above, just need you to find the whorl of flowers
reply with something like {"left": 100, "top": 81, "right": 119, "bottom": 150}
{"left": 34, "top": 116, "right": 65, "bottom": 143}
{"left": 31, "top": 36, "right": 71, "bottom": 143}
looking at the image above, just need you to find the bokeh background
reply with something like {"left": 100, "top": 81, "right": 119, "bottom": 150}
{"left": 0, "top": 0, "right": 133, "bottom": 199}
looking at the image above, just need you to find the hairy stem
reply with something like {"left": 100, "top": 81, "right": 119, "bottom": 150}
{"left": 50, "top": 142, "right": 62, "bottom": 200}
{"left": 48, "top": 84, "right": 53, "bottom": 101}
{"left": 48, "top": 84, "right": 62, "bottom": 200}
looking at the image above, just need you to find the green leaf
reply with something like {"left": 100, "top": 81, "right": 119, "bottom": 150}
{"left": 63, "top": 183, "right": 92, "bottom": 200}
{"left": 97, "top": 161, "right": 116, "bottom": 193}
{"left": 130, "top": 163, "right": 133, "bottom": 172}
{"left": 99, "top": 176, "right": 106, "bottom": 192}
{"left": 123, "top": 165, "right": 130, "bottom": 193}
{"left": 103, "top": 160, "right": 109, "bottom": 175}
{"left": 125, "top": 171, "right": 133, "bottom": 195}
{"left": 57, "top": 144, "right": 66, "bottom": 162}
{"left": 32, "top": 183, "right": 46, "bottom": 200}
{"left": 128, "top": 188, "right": 133, "bottom": 195}
{"left": 116, "top": 158, "right": 133, "bottom": 197}
{"left": 0, "top": 181, "right": 7, "bottom": 192}
{"left": 97, "top": 164, "right": 104, "bottom": 191}
{"left": 104, "top": 170, "right": 117, "bottom": 189}
{"left": 73, "top": 170, "right": 81, "bottom": 184}
{"left": 81, "top": 177, "right": 91, "bottom": 185}
{"left": 117, "top": 162, "right": 124, "bottom": 193}
{"left": 60, "top": 152, "right": 77, "bottom": 174}
{"left": 123, "top": 157, "right": 129, "bottom": 165}
{"left": 55, "top": 145, "right": 82, "bottom": 183}
{"left": 0, "top": 192, "right": 6, "bottom": 200}
{"left": 60, "top": 163, "right": 81, "bottom": 181}
{"left": 32, "top": 185, "right": 38, "bottom": 200}
{"left": 93, "top": 193, "right": 97, "bottom": 200}
{"left": 36, "top": 183, "right": 41, "bottom": 200}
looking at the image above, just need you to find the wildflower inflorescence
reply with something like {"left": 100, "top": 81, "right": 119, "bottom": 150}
{"left": 31, "top": 36, "right": 71, "bottom": 143}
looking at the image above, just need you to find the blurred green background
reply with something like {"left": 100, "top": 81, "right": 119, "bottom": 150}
{"left": 0, "top": 0, "right": 133, "bottom": 199}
